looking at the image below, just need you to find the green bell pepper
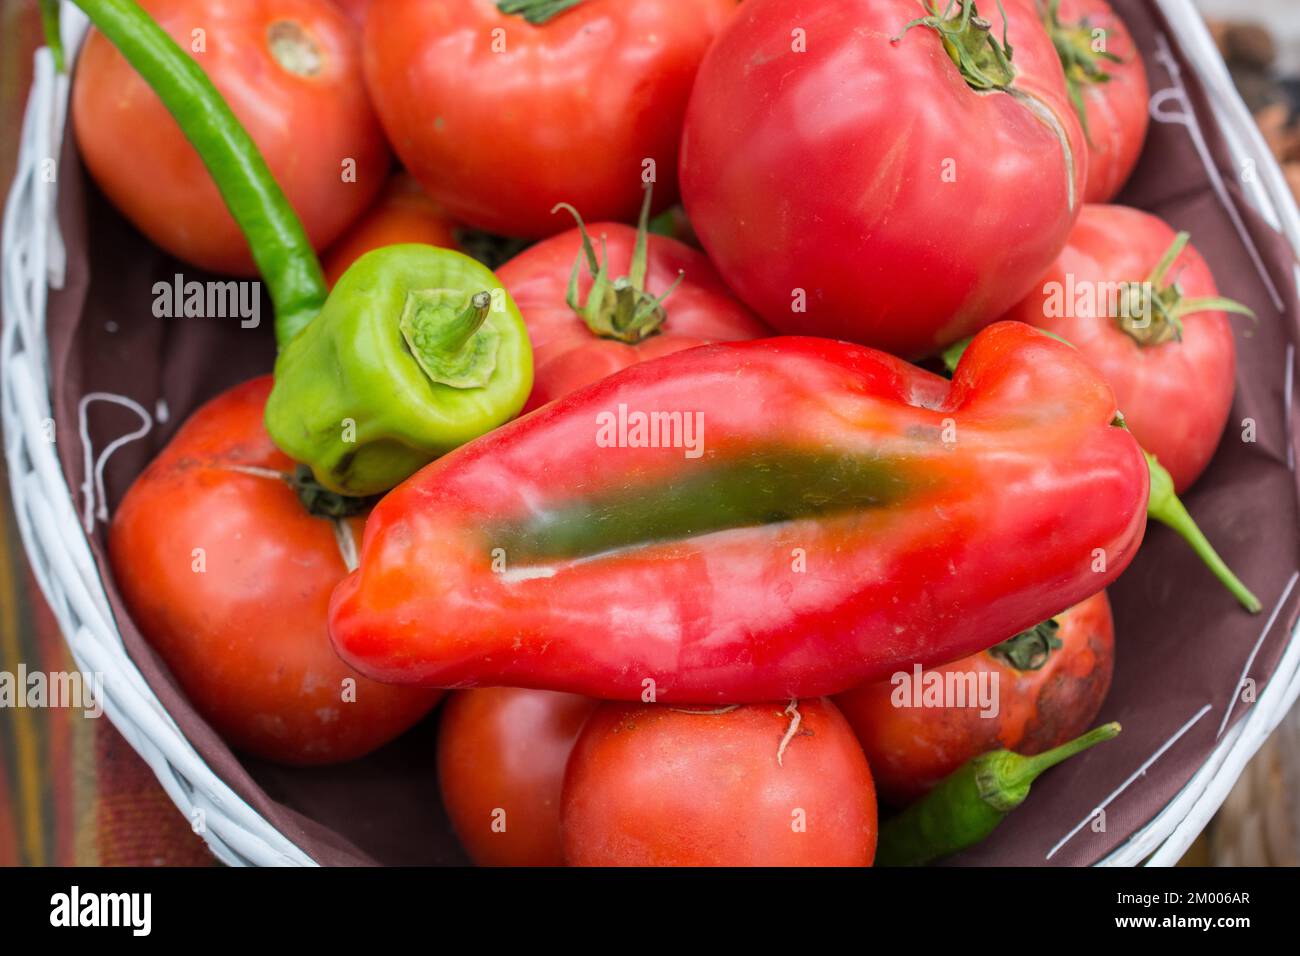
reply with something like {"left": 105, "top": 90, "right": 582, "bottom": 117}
{"left": 265, "top": 245, "right": 532, "bottom": 496}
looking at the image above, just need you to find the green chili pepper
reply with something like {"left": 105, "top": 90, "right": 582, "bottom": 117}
{"left": 70, "top": 0, "right": 533, "bottom": 496}
{"left": 70, "top": 0, "right": 326, "bottom": 345}
{"left": 875, "top": 722, "right": 1121, "bottom": 867}
{"left": 265, "top": 245, "right": 532, "bottom": 496}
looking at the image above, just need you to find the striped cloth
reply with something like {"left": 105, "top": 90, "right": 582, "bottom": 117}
{"left": 0, "top": 0, "right": 211, "bottom": 867}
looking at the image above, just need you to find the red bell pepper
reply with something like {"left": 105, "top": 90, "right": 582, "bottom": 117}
{"left": 329, "top": 322, "right": 1149, "bottom": 702}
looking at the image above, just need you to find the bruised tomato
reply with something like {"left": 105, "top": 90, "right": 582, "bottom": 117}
{"left": 109, "top": 378, "right": 440, "bottom": 765}
{"left": 437, "top": 688, "right": 596, "bottom": 866}
{"left": 680, "top": 0, "right": 1086, "bottom": 358}
{"left": 322, "top": 173, "right": 459, "bottom": 287}
{"left": 1004, "top": 205, "right": 1249, "bottom": 493}
{"left": 1043, "top": 0, "right": 1150, "bottom": 203}
{"left": 562, "top": 699, "right": 877, "bottom": 866}
{"left": 835, "top": 590, "right": 1114, "bottom": 807}
{"left": 73, "top": 0, "right": 389, "bottom": 275}
{"left": 497, "top": 200, "right": 769, "bottom": 411}
{"left": 363, "top": 0, "right": 739, "bottom": 237}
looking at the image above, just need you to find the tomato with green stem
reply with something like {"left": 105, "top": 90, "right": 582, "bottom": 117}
{"left": 363, "top": 0, "right": 740, "bottom": 238}
{"left": 497, "top": 187, "right": 769, "bottom": 412}
{"left": 73, "top": 0, "right": 389, "bottom": 276}
{"left": 835, "top": 590, "right": 1114, "bottom": 807}
{"left": 1004, "top": 204, "right": 1253, "bottom": 494}
{"left": 561, "top": 699, "right": 877, "bottom": 866}
{"left": 438, "top": 688, "right": 596, "bottom": 866}
{"left": 680, "top": 0, "right": 1087, "bottom": 358}
{"left": 109, "top": 378, "right": 442, "bottom": 766}
{"left": 1042, "top": 0, "right": 1150, "bottom": 203}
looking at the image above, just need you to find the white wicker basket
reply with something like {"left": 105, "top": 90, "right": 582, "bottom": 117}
{"left": 3, "top": 0, "right": 1299, "bottom": 867}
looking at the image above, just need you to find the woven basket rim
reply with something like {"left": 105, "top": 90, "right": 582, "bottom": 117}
{"left": 3, "top": 0, "right": 1299, "bottom": 867}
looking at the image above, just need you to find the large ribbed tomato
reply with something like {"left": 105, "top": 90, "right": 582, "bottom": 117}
{"left": 73, "top": 0, "right": 389, "bottom": 276}
{"left": 680, "top": 0, "right": 1086, "bottom": 358}
{"left": 363, "top": 0, "right": 739, "bottom": 238}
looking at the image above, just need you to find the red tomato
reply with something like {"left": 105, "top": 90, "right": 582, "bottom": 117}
{"left": 437, "top": 689, "right": 596, "bottom": 866}
{"left": 363, "top": 0, "right": 739, "bottom": 238}
{"left": 562, "top": 699, "right": 877, "bottom": 866}
{"left": 680, "top": 0, "right": 1086, "bottom": 358}
{"left": 73, "top": 0, "right": 390, "bottom": 276}
{"left": 497, "top": 219, "right": 770, "bottom": 412}
{"left": 1046, "top": 0, "right": 1150, "bottom": 203}
{"left": 1004, "top": 204, "right": 1244, "bottom": 492}
{"left": 109, "top": 378, "right": 440, "bottom": 765}
{"left": 322, "top": 173, "right": 459, "bottom": 287}
{"left": 835, "top": 590, "right": 1114, "bottom": 807}
{"left": 330, "top": 0, "right": 369, "bottom": 28}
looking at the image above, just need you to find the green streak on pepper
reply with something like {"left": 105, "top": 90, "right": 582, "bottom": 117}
{"left": 488, "top": 448, "right": 926, "bottom": 563}
{"left": 266, "top": 245, "right": 532, "bottom": 497}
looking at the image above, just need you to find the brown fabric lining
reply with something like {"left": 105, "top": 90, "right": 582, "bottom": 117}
{"left": 39, "top": 0, "right": 1300, "bottom": 865}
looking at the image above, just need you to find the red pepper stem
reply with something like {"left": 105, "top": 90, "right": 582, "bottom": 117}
{"left": 1145, "top": 453, "right": 1262, "bottom": 613}
{"left": 71, "top": 0, "right": 328, "bottom": 348}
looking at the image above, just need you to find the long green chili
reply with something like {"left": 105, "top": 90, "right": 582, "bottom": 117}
{"left": 876, "top": 722, "right": 1121, "bottom": 866}
{"left": 70, "top": 0, "right": 328, "bottom": 346}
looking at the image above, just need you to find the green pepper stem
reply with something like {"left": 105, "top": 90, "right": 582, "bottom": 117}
{"left": 876, "top": 721, "right": 1120, "bottom": 865}
{"left": 1001, "top": 722, "right": 1121, "bottom": 793}
{"left": 399, "top": 289, "right": 500, "bottom": 390}
{"left": 72, "top": 0, "right": 328, "bottom": 347}
{"left": 496, "top": 0, "right": 586, "bottom": 25}
{"left": 438, "top": 291, "right": 492, "bottom": 353}
{"left": 1145, "top": 453, "right": 1262, "bottom": 613}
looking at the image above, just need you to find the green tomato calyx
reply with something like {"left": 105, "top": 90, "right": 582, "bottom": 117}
{"left": 1041, "top": 0, "right": 1120, "bottom": 143}
{"left": 1114, "top": 231, "right": 1255, "bottom": 347}
{"left": 989, "top": 618, "right": 1062, "bottom": 671}
{"left": 895, "top": 0, "right": 1017, "bottom": 92}
{"left": 553, "top": 184, "right": 684, "bottom": 345}
{"left": 400, "top": 288, "right": 500, "bottom": 389}
{"left": 497, "top": 0, "right": 585, "bottom": 26}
